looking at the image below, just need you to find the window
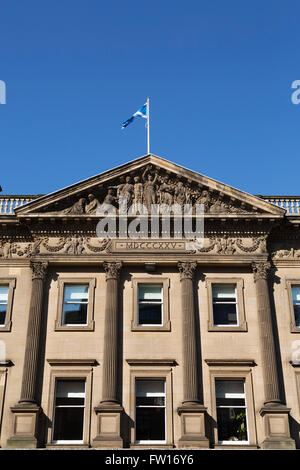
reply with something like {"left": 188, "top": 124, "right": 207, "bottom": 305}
{"left": 55, "top": 278, "right": 96, "bottom": 331}
{"left": 138, "top": 284, "right": 163, "bottom": 325}
{"left": 291, "top": 286, "right": 300, "bottom": 328}
{"left": 206, "top": 278, "right": 247, "bottom": 332}
{"left": 62, "top": 284, "right": 89, "bottom": 326}
{"left": 212, "top": 284, "right": 238, "bottom": 326}
{"left": 131, "top": 278, "right": 171, "bottom": 331}
{"left": 52, "top": 380, "right": 85, "bottom": 444}
{"left": 0, "top": 286, "right": 8, "bottom": 326}
{"left": 215, "top": 379, "right": 248, "bottom": 444}
{"left": 0, "top": 278, "right": 16, "bottom": 332}
{"left": 135, "top": 379, "right": 166, "bottom": 443}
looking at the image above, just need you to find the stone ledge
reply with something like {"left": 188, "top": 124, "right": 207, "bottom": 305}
{"left": 126, "top": 358, "right": 178, "bottom": 367}
{"left": 205, "top": 359, "right": 256, "bottom": 367}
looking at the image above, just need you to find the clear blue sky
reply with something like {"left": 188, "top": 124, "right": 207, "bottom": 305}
{"left": 1, "top": 1, "right": 300, "bottom": 195}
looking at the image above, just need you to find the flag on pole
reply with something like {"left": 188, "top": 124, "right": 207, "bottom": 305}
{"left": 121, "top": 103, "right": 147, "bottom": 129}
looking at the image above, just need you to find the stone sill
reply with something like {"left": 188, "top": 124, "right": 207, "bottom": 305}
{"left": 130, "top": 444, "right": 175, "bottom": 449}
{"left": 213, "top": 445, "right": 259, "bottom": 450}
{"left": 46, "top": 444, "right": 90, "bottom": 449}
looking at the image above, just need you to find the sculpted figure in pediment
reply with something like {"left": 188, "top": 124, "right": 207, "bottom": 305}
{"left": 133, "top": 176, "right": 143, "bottom": 206}
{"left": 62, "top": 197, "right": 87, "bottom": 215}
{"left": 85, "top": 194, "right": 100, "bottom": 214}
{"left": 174, "top": 181, "right": 186, "bottom": 207}
{"left": 196, "top": 189, "right": 211, "bottom": 212}
{"left": 142, "top": 165, "right": 158, "bottom": 211}
{"left": 159, "top": 176, "right": 174, "bottom": 206}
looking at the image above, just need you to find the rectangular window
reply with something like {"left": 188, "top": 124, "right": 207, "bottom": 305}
{"left": 0, "top": 286, "right": 8, "bottom": 326}
{"left": 292, "top": 286, "right": 300, "bottom": 328}
{"left": 135, "top": 379, "right": 166, "bottom": 443}
{"left": 138, "top": 284, "right": 163, "bottom": 326}
{"left": 62, "top": 285, "right": 89, "bottom": 326}
{"left": 215, "top": 379, "right": 248, "bottom": 444}
{"left": 52, "top": 380, "right": 85, "bottom": 443}
{"left": 212, "top": 284, "right": 238, "bottom": 326}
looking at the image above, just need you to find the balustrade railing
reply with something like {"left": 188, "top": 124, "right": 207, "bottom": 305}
{"left": 0, "top": 195, "right": 43, "bottom": 215}
{"left": 258, "top": 196, "right": 300, "bottom": 215}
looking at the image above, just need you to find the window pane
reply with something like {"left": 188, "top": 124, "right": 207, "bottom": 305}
{"left": 292, "top": 286, "right": 300, "bottom": 303}
{"left": 212, "top": 284, "right": 236, "bottom": 300}
{"left": 136, "top": 396, "right": 165, "bottom": 406}
{"left": 53, "top": 380, "right": 85, "bottom": 442}
{"left": 55, "top": 380, "right": 85, "bottom": 403}
{"left": 0, "top": 304, "right": 6, "bottom": 325}
{"left": 64, "top": 285, "right": 89, "bottom": 302}
{"left": 53, "top": 407, "right": 84, "bottom": 441}
{"left": 55, "top": 380, "right": 85, "bottom": 406}
{"left": 62, "top": 303, "right": 88, "bottom": 325}
{"left": 136, "top": 408, "right": 165, "bottom": 441}
{"left": 136, "top": 380, "right": 165, "bottom": 396}
{"left": 138, "top": 285, "right": 162, "bottom": 301}
{"left": 139, "top": 304, "right": 162, "bottom": 324}
{"left": 216, "top": 380, "right": 245, "bottom": 399}
{"left": 0, "top": 286, "right": 8, "bottom": 302}
{"left": 294, "top": 305, "right": 300, "bottom": 327}
{"left": 217, "top": 408, "right": 248, "bottom": 442}
{"left": 213, "top": 304, "right": 237, "bottom": 325}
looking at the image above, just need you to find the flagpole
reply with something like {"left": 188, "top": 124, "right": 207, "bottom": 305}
{"left": 147, "top": 96, "right": 150, "bottom": 154}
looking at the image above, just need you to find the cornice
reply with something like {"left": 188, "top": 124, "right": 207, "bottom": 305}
{"left": 205, "top": 359, "right": 256, "bottom": 367}
{"left": 126, "top": 359, "right": 178, "bottom": 366}
{"left": 47, "top": 359, "right": 98, "bottom": 366}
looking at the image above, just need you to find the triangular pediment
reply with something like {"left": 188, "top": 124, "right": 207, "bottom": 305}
{"left": 15, "top": 154, "right": 285, "bottom": 217}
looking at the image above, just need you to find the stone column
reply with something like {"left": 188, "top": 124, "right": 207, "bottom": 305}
{"left": 7, "top": 260, "right": 48, "bottom": 448}
{"left": 177, "top": 261, "right": 208, "bottom": 448}
{"left": 252, "top": 261, "right": 295, "bottom": 449}
{"left": 93, "top": 261, "right": 124, "bottom": 448}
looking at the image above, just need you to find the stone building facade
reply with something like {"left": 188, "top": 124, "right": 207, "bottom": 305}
{"left": 0, "top": 154, "right": 300, "bottom": 449}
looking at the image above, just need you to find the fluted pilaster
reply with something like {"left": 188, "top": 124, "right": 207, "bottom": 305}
{"left": 101, "top": 261, "right": 122, "bottom": 405}
{"left": 19, "top": 261, "right": 48, "bottom": 404}
{"left": 252, "top": 261, "right": 281, "bottom": 405}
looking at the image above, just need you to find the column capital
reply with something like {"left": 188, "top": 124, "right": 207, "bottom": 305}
{"left": 252, "top": 261, "right": 271, "bottom": 282}
{"left": 103, "top": 261, "right": 122, "bottom": 281}
{"left": 30, "top": 261, "right": 48, "bottom": 281}
{"left": 178, "top": 261, "right": 197, "bottom": 280}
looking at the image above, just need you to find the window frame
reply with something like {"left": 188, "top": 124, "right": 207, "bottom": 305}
{"left": 215, "top": 378, "right": 249, "bottom": 445}
{"left": 206, "top": 278, "right": 247, "bottom": 332}
{"left": 286, "top": 280, "right": 300, "bottom": 333}
{"left": 209, "top": 368, "right": 257, "bottom": 448}
{"left": 129, "top": 367, "right": 174, "bottom": 447}
{"left": 46, "top": 366, "right": 93, "bottom": 447}
{"left": 55, "top": 278, "right": 96, "bottom": 331}
{"left": 135, "top": 378, "right": 166, "bottom": 444}
{"left": 52, "top": 379, "right": 86, "bottom": 445}
{"left": 131, "top": 278, "right": 170, "bottom": 331}
{"left": 0, "top": 278, "right": 16, "bottom": 332}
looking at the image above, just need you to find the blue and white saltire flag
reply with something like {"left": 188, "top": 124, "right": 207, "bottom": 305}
{"left": 121, "top": 103, "right": 147, "bottom": 129}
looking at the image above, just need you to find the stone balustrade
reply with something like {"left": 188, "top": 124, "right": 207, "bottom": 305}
{"left": 259, "top": 196, "right": 300, "bottom": 215}
{"left": 0, "top": 196, "right": 42, "bottom": 215}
